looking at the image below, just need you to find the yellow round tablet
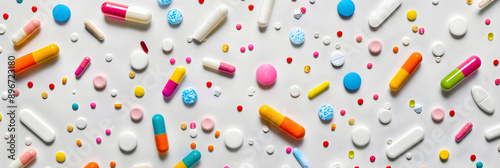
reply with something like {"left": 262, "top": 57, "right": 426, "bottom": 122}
{"left": 56, "top": 152, "right": 66, "bottom": 163}
{"left": 407, "top": 10, "right": 417, "bottom": 21}
{"left": 42, "top": 92, "right": 48, "bottom": 99}
{"left": 222, "top": 44, "right": 229, "bottom": 52}
{"left": 129, "top": 71, "right": 135, "bottom": 79}
{"left": 439, "top": 150, "right": 449, "bottom": 160}
{"left": 67, "top": 125, "right": 74, "bottom": 132}
{"left": 134, "top": 86, "right": 145, "bottom": 97}
{"left": 304, "top": 65, "right": 311, "bottom": 73}
{"left": 348, "top": 119, "right": 355, "bottom": 125}
{"left": 409, "top": 100, "right": 416, "bottom": 107}
{"left": 348, "top": 150, "right": 355, "bottom": 158}
{"left": 412, "top": 25, "right": 419, "bottom": 32}
{"left": 180, "top": 123, "right": 187, "bottom": 130}
{"left": 0, "top": 112, "right": 2, "bottom": 121}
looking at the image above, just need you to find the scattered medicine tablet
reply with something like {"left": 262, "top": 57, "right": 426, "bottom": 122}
{"left": 323, "top": 36, "right": 331, "bottom": 45}
{"left": 449, "top": 16, "right": 467, "bottom": 36}
{"left": 318, "top": 104, "right": 334, "bottom": 121}
{"left": 488, "top": 32, "right": 494, "bottom": 40}
{"left": 330, "top": 52, "right": 345, "bottom": 67}
{"left": 432, "top": 42, "right": 445, "bottom": 56}
{"left": 289, "top": 85, "right": 301, "bottom": 98}
{"left": 289, "top": 28, "right": 305, "bottom": 45}
{"left": 418, "top": 27, "right": 425, "bottom": 34}
{"left": 355, "top": 35, "right": 362, "bottom": 43}
{"left": 52, "top": 4, "right": 71, "bottom": 22}
{"left": 162, "top": 39, "right": 174, "bottom": 52}
{"left": 181, "top": 123, "right": 187, "bottom": 130}
{"left": 93, "top": 74, "right": 107, "bottom": 89}
{"left": 343, "top": 72, "right": 361, "bottom": 91}
{"left": 224, "top": 129, "right": 244, "bottom": 149}
{"left": 439, "top": 150, "right": 449, "bottom": 160}
{"left": 351, "top": 127, "right": 371, "bottom": 146}
{"left": 485, "top": 19, "right": 491, "bottom": 25}
{"left": 90, "top": 102, "right": 96, "bottom": 109}
{"left": 256, "top": 64, "right": 277, "bottom": 85}
{"left": 130, "top": 106, "right": 144, "bottom": 121}
{"left": 76, "top": 117, "right": 87, "bottom": 130}
{"left": 130, "top": 51, "right": 149, "bottom": 70}
{"left": 134, "top": 86, "right": 145, "bottom": 97}
{"left": 181, "top": 88, "right": 197, "bottom": 104}
{"left": 118, "top": 132, "right": 138, "bottom": 152}
{"left": 369, "top": 39, "right": 382, "bottom": 54}
{"left": 56, "top": 151, "right": 66, "bottom": 163}
{"left": 167, "top": 8, "right": 183, "bottom": 25}
{"left": 431, "top": 107, "right": 445, "bottom": 122}
{"left": 105, "top": 129, "right": 111, "bottom": 135}
{"left": 407, "top": 10, "right": 417, "bottom": 21}
{"left": 378, "top": 110, "right": 392, "bottom": 124}
{"left": 201, "top": 116, "right": 215, "bottom": 131}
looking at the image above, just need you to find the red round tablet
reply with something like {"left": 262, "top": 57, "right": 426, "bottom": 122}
{"left": 49, "top": 83, "right": 55, "bottom": 90}
{"left": 287, "top": 57, "right": 292, "bottom": 64}
{"left": 199, "top": 0, "right": 204, "bottom": 4}
{"left": 237, "top": 105, "right": 243, "bottom": 112}
{"left": 27, "top": 81, "right": 33, "bottom": 88}
{"left": 449, "top": 110, "right": 455, "bottom": 117}
{"left": 494, "top": 59, "right": 499, "bottom": 66}
{"left": 323, "top": 141, "right": 329, "bottom": 147}
{"left": 357, "top": 99, "right": 363, "bottom": 105}
{"left": 3, "top": 13, "right": 9, "bottom": 20}
{"left": 337, "top": 31, "right": 343, "bottom": 37}
{"left": 32, "top": 6, "right": 38, "bottom": 12}
{"left": 206, "top": 81, "right": 212, "bottom": 88}
{"left": 470, "top": 154, "right": 476, "bottom": 161}
{"left": 248, "top": 4, "right": 254, "bottom": 11}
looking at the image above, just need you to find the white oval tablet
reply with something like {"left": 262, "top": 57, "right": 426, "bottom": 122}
{"left": 432, "top": 42, "right": 445, "bottom": 57}
{"left": 25, "top": 137, "right": 33, "bottom": 146}
{"left": 289, "top": 86, "right": 301, "bottom": 98}
{"left": 313, "top": 32, "right": 319, "bottom": 38}
{"left": 471, "top": 86, "right": 495, "bottom": 113}
{"left": 224, "top": 129, "right": 244, "bottom": 149}
{"left": 110, "top": 89, "right": 117, "bottom": 97}
{"left": 385, "top": 102, "right": 391, "bottom": 110}
{"left": 449, "top": 16, "right": 467, "bottom": 36}
{"left": 161, "top": 39, "right": 174, "bottom": 52}
{"left": 351, "top": 127, "right": 370, "bottom": 146}
{"left": 130, "top": 51, "right": 149, "bottom": 70}
{"left": 323, "top": 36, "right": 331, "bottom": 45}
{"left": 330, "top": 52, "right": 345, "bottom": 67}
{"left": 76, "top": 117, "right": 87, "bottom": 130}
{"left": 118, "top": 132, "right": 138, "bottom": 152}
{"left": 71, "top": 33, "right": 79, "bottom": 42}
{"left": 378, "top": 110, "right": 392, "bottom": 124}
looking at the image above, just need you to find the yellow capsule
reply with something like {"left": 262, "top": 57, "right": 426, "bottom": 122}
{"left": 348, "top": 150, "right": 355, "bottom": 158}
{"left": 348, "top": 119, "right": 355, "bottom": 125}
{"left": 129, "top": 71, "right": 135, "bottom": 79}
{"left": 67, "top": 125, "right": 74, "bottom": 132}
{"left": 222, "top": 44, "right": 229, "bottom": 52}
{"left": 62, "top": 77, "right": 67, "bottom": 85}
{"left": 304, "top": 65, "right": 311, "bottom": 73}
{"left": 308, "top": 81, "right": 330, "bottom": 99}
{"left": 180, "top": 123, "right": 187, "bottom": 130}
{"left": 488, "top": 32, "right": 494, "bottom": 41}
{"left": 412, "top": 26, "right": 418, "bottom": 32}
{"left": 41, "top": 92, "right": 48, "bottom": 99}
{"left": 409, "top": 100, "right": 416, "bottom": 107}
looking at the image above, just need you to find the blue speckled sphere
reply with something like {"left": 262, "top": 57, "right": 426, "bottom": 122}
{"left": 158, "top": 0, "right": 172, "bottom": 5}
{"left": 289, "top": 28, "right": 305, "bottom": 45}
{"left": 182, "top": 88, "right": 197, "bottom": 104}
{"left": 318, "top": 104, "right": 334, "bottom": 121}
{"left": 167, "top": 8, "right": 183, "bottom": 25}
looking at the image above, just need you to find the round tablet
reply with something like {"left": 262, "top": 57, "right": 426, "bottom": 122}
{"left": 289, "top": 85, "right": 301, "bottom": 98}
{"left": 161, "top": 39, "right": 174, "bottom": 52}
{"left": 182, "top": 88, "right": 198, "bottom": 104}
{"left": 266, "top": 145, "right": 275, "bottom": 154}
{"left": 402, "top": 37, "right": 410, "bottom": 46}
{"left": 93, "top": 74, "right": 107, "bottom": 89}
{"left": 56, "top": 152, "right": 66, "bottom": 162}
{"left": 337, "top": 0, "right": 355, "bottom": 17}
{"left": 70, "top": 33, "right": 79, "bottom": 42}
{"left": 256, "top": 64, "right": 277, "bottom": 85}
{"left": 289, "top": 28, "right": 305, "bottom": 45}
{"left": 407, "top": 10, "right": 417, "bottom": 21}
{"left": 110, "top": 89, "right": 117, "bottom": 97}
{"left": 118, "top": 132, "right": 138, "bottom": 152}
{"left": 130, "top": 106, "right": 143, "bottom": 121}
{"left": 432, "top": 42, "right": 445, "bottom": 57}
{"left": 378, "top": 110, "right": 392, "bottom": 124}
{"left": 130, "top": 51, "right": 149, "bottom": 70}
{"left": 158, "top": 0, "right": 172, "bottom": 5}
{"left": 323, "top": 36, "right": 331, "bottom": 45}
{"left": 330, "top": 52, "right": 345, "bottom": 67}
{"left": 105, "top": 53, "right": 113, "bottom": 62}
{"left": 201, "top": 116, "right": 215, "bottom": 131}
{"left": 343, "top": 72, "right": 361, "bottom": 91}
{"left": 449, "top": 16, "right": 467, "bottom": 36}
{"left": 431, "top": 107, "right": 445, "bottom": 122}
{"left": 52, "top": 4, "right": 71, "bottom": 22}
{"left": 318, "top": 104, "right": 334, "bottom": 121}
{"left": 134, "top": 86, "right": 145, "bottom": 97}
{"left": 406, "top": 153, "right": 413, "bottom": 160}
{"left": 274, "top": 22, "right": 281, "bottom": 30}
{"left": 313, "top": 32, "right": 319, "bottom": 38}
{"left": 189, "top": 130, "right": 198, "bottom": 138}
{"left": 224, "top": 129, "right": 244, "bottom": 149}
{"left": 25, "top": 137, "right": 32, "bottom": 146}
{"left": 351, "top": 127, "right": 370, "bottom": 146}
{"left": 76, "top": 117, "right": 87, "bottom": 130}
{"left": 439, "top": 150, "right": 449, "bottom": 160}
{"left": 369, "top": 39, "right": 382, "bottom": 54}
{"left": 0, "top": 24, "right": 6, "bottom": 35}
{"left": 167, "top": 8, "right": 183, "bottom": 25}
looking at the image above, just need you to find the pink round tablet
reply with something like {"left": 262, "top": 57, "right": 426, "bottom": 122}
{"left": 224, "top": 166, "right": 229, "bottom": 168}
{"left": 170, "top": 58, "right": 176, "bottom": 64}
{"left": 130, "top": 106, "right": 143, "bottom": 121}
{"left": 240, "top": 46, "right": 246, "bottom": 53}
{"left": 93, "top": 74, "right": 107, "bottom": 89}
{"left": 356, "top": 35, "right": 362, "bottom": 43}
{"left": 418, "top": 27, "right": 425, "bottom": 34}
{"left": 256, "top": 64, "right": 277, "bottom": 85}
{"left": 96, "top": 137, "right": 102, "bottom": 144}
{"left": 431, "top": 107, "right": 445, "bottom": 122}
{"left": 485, "top": 19, "right": 491, "bottom": 25}
{"left": 105, "top": 129, "right": 111, "bottom": 135}
{"left": 367, "top": 62, "right": 373, "bottom": 69}
{"left": 370, "top": 155, "right": 376, "bottom": 162}
{"left": 286, "top": 147, "right": 292, "bottom": 153}
{"left": 236, "top": 23, "right": 242, "bottom": 30}
{"left": 340, "top": 109, "right": 346, "bottom": 116}
{"left": 186, "top": 56, "right": 192, "bottom": 63}
{"left": 369, "top": 39, "right": 382, "bottom": 54}
{"left": 313, "top": 51, "right": 319, "bottom": 58}
{"left": 14, "top": 89, "right": 19, "bottom": 96}
{"left": 190, "top": 122, "right": 196, "bottom": 129}
{"left": 495, "top": 79, "right": 500, "bottom": 85}
{"left": 90, "top": 102, "right": 96, "bottom": 109}
{"left": 201, "top": 116, "right": 215, "bottom": 131}
{"left": 373, "top": 94, "right": 379, "bottom": 100}
{"left": 248, "top": 44, "right": 254, "bottom": 50}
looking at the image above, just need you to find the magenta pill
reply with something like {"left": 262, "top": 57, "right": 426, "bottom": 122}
{"left": 170, "top": 58, "right": 176, "bottom": 64}
{"left": 236, "top": 23, "right": 242, "bottom": 30}
{"left": 190, "top": 122, "right": 196, "bottom": 129}
{"left": 286, "top": 147, "right": 292, "bottom": 153}
{"left": 418, "top": 27, "right": 425, "bottom": 34}
{"left": 186, "top": 56, "right": 192, "bottom": 63}
{"left": 300, "top": 7, "right": 306, "bottom": 13}
{"left": 370, "top": 155, "right": 376, "bottom": 162}
{"left": 105, "top": 129, "right": 111, "bottom": 135}
{"left": 340, "top": 109, "right": 346, "bottom": 116}
{"left": 373, "top": 94, "right": 379, "bottom": 100}
{"left": 313, "top": 51, "right": 319, "bottom": 58}
{"left": 248, "top": 44, "right": 254, "bottom": 50}
{"left": 240, "top": 46, "right": 246, "bottom": 53}
{"left": 485, "top": 19, "right": 491, "bottom": 25}
{"left": 367, "top": 62, "right": 373, "bottom": 69}
{"left": 90, "top": 102, "right": 96, "bottom": 109}
{"left": 96, "top": 137, "right": 102, "bottom": 144}
{"left": 495, "top": 79, "right": 500, "bottom": 85}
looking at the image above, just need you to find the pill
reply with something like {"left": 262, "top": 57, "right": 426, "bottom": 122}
{"left": 441, "top": 56, "right": 481, "bottom": 91}
{"left": 170, "top": 58, "right": 176, "bottom": 64}
{"left": 418, "top": 27, "right": 425, "bottom": 34}
{"left": 181, "top": 123, "right": 187, "bottom": 130}
{"left": 130, "top": 51, "right": 149, "bottom": 70}
{"left": 409, "top": 100, "right": 415, "bottom": 107}
{"left": 389, "top": 52, "right": 422, "bottom": 91}
{"left": 162, "top": 66, "right": 186, "bottom": 98}
{"left": 192, "top": 5, "right": 228, "bottom": 42}
{"left": 76, "top": 139, "right": 82, "bottom": 147}
{"left": 476, "top": 161, "right": 483, "bottom": 168}
{"left": 318, "top": 104, "right": 334, "bottom": 121}
{"left": 237, "top": 105, "right": 243, "bottom": 112}
{"left": 259, "top": 105, "right": 305, "bottom": 139}
{"left": 19, "top": 109, "right": 56, "bottom": 143}
{"left": 9, "top": 149, "right": 36, "bottom": 168}
{"left": 432, "top": 42, "right": 445, "bottom": 57}
{"left": 257, "top": 0, "right": 275, "bottom": 27}
{"left": 293, "top": 148, "right": 310, "bottom": 168}
{"left": 386, "top": 127, "right": 425, "bottom": 159}
{"left": 467, "top": 0, "right": 473, "bottom": 4}
{"left": 393, "top": 46, "right": 399, "bottom": 53}
{"left": 185, "top": 57, "right": 191, "bottom": 63}
{"left": 224, "top": 129, "right": 244, "bottom": 149}
{"left": 0, "top": 24, "right": 6, "bottom": 35}
{"left": 190, "top": 142, "right": 196, "bottom": 149}
{"left": 431, "top": 107, "right": 445, "bottom": 122}
{"left": 52, "top": 4, "right": 71, "bottom": 22}
{"left": 41, "top": 92, "right": 48, "bottom": 99}
{"left": 201, "top": 116, "right": 215, "bottom": 131}
{"left": 290, "top": 28, "right": 306, "bottom": 45}
{"left": 485, "top": 18, "right": 491, "bottom": 25}
{"left": 22, "top": 137, "right": 30, "bottom": 146}
{"left": 129, "top": 71, "right": 135, "bottom": 79}
{"left": 449, "top": 16, "right": 467, "bottom": 36}
{"left": 323, "top": 36, "right": 331, "bottom": 45}
{"left": 158, "top": 0, "right": 172, "bottom": 5}
{"left": 331, "top": 123, "right": 336, "bottom": 131}
{"left": 406, "top": 153, "right": 412, "bottom": 159}
{"left": 488, "top": 32, "right": 494, "bottom": 40}
{"left": 215, "top": 130, "right": 220, "bottom": 138}
{"left": 369, "top": 39, "right": 382, "bottom": 54}
{"left": 85, "top": 162, "right": 100, "bottom": 168}
{"left": 370, "top": 155, "right": 376, "bottom": 162}
{"left": 470, "top": 86, "right": 494, "bottom": 113}
{"left": 118, "top": 132, "right": 138, "bottom": 152}
{"left": 348, "top": 150, "right": 355, "bottom": 158}
{"left": 484, "top": 125, "right": 500, "bottom": 141}
{"left": 256, "top": 64, "right": 277, "bottom": 85}
{"left": 12, "top": 19, "right": 41, "bottom": 45}
{"left": 208, "top": 145, "right": 214, "bottom": 152}
{"left": 478, "top": 0, "right": 494, "bottom": 8}
{"left": 412, "top": 25, "right": 418, "bottom": 32}
{"left": 356, "top": 35, "right": 362, "bottom": 42}
{"left": 72, "top": 103, "right": 79, "bottom": 110}
{"left": 67, "top": 125, "right": 73, "bottom": 132}
{"left": 213, "top": 87, "right": 222, "bottom": 97}
{"left": 130, "top": 106, "right": 144, "bottom": 121}
{"left": 348, "top": 118, "right": 355, "bottom": 125}
{"left": 367, "top": 62, "right": 373, "bottom": 69}
{"left": 70, "top": 34, "right": 78, "bottom": 42}
{"left": 110, "top": 161, "right": 116, "bottom": 167}
{"left": 110, "top": 89, "right": 117, "bottom": 97}
{"left": 266, "top": 145, "right": 275, "bottom": 154}
{"left": 105, "top": 129, "right": 111, "bottom": 135}
{"left": 439, "top": 150, "right": 449, "bottom": 160}
{"left": 134, "top": 86, "right": 145, "bottom": 97}
{"left": 76, "top": 117, "right": 87, "bottom": 130}
{"left": 343, "top": 72, "right": 361, "bottom": 91}
{"left": 84, "top": 20, "right": 104, "bottom": 40}
{"left": 93, "top": 74, "right": 107, "bottom": 89}
{"left": 414, "top": 104, "right": 422, "bottom": 114}
{"left": 337, "top": 0, "right": 355, "bottom": 17}
{"left": 105, "top": 53, "right": 113, "bottom": 62}
{"left": 263, "top": 126, "right": 270, "bottom": 133}
{"left": 330, "top": 52, "right": 345, "bottom": 67}
{"left": 308, "top": 81, "right": 329, "bottom": 99}
{"left": 152, "top": 114, "right": 169, "bottom": 153}
{"left": 11, "top": 44, "right": 59, "bottom": 74}
{"left": 456, "top": 122, "right": 473, "bottom": 141}
{"left": 162, "top": 39, "right": 174, "bottom": 52}
{"left": 289, "top": 85, "right": 301, "bottom": 98}
{"left": 56, "top": 151, "right": 66, "bottom": 162}
{"left": 378, "top": 110, "right": 392, "bottom": 124}
{"left": 203, "top": 58, "right": 236, "bottom": 74}
{"left": 75, "top": 56, "right": 91, "bottom": 77}
{"left": 101, "top": 1, "right": 151, "bottom": 24}
{"left": 407, "top": 10, "right": 417, "bottom": 21}
{"left": 351, "top": 127, "right": 371, "bottom": 146}
{"left": 174, "top": 150, "right": 201, "bottom": 168}
{"left": 293, "top": 9, "right": 302, "bottom": 19}
{"left": 304, "top": 65, "right": 311, "bottom": 73}
{"left": 167, "top": 8, "right": 183, "bottom": 25}
{"left": 368, "top": 0, "right": 402, "bottom": 28}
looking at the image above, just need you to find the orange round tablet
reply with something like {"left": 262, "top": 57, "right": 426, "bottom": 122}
{"left": 76, "top": 139, "right": 82, "bottom": 147}
{"left": 215, "top": 130, "right": 220, "bottom": 138}
{"left": 393, "top": 46, "right": 399, "bottom": 53}
{"left": 110, "top": 161, "right": 116, "bottom": 167}
{"left": 208, "top": 145, "right": 214, "bottom": 152}
{"left": 190, "top": 142, "right": 196, "bottom": 149}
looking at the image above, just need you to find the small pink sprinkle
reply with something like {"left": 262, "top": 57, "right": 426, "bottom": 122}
{"left": 248, "top": 44, "right": 254, "bottom": 50}
{"left": 370, "top": 155, "right": 376, "bottom": 162}
{"left": 236, "top": 23, "right": 242, "bottom": 30}
{"left": 373, "top": 94, "right": 379, "bottom": 100}
{"left": 186, "top": 56, "right": 192, "bottom": 63}
{"left": 313, "top": 51, "right": 319, "bottom": 58}
{"left": 240, "top": 46, "right": 246, "bottom": 53}
{"left": 170, "top": 58, "right": 176, "bottom": 64}
{"left": 90, "top": 102, "right": 96, "bottom": 109}
{"left": 356, "top": 35, "right": 362, "bottom": 43}
{"left": 485, "top": 19, "right": 491, "bottom": 25}
{"left": 224, "top": 166, "right": 229, "bottom": 168}
{"left": 286, "top": 147, "right": 292, "bottom": 153}
{"left": 300, "top": 7, "right": 306, "bottom": 14}
{"left": 96, "top": 137, "right": 102, "bottom": 144}
{"left": 340, "top": 109, "right": 346, "bottom": 116}
{"left": 105, "top": 129, "right": 111, "bottom": 135}
{"left": 190, "top": 122, "right": 196, "bottom": 129}
{"left": 418, "top": 27, "right": 425, "bottom": 34}
{"left": 14, "top": 89, "right": 20, "bottom": 96}
{"left": 367, "top": 62, "right": 373, "bottom": 69}
{"left": 495, "top": 79, "right": 500, "bottom": 85}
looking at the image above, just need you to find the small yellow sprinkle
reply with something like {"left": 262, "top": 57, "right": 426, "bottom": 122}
{"left": 129, "top": 71, "right": 135, "bottom": 79}
{"left": 488, "top": 32, "right": 494, "bottom": 41}
{"left": 467, "top": 0, "right": 473, "bottom": 4}
{"left": 76, "top": 139, "right": 82, "bottom": 147}
{"left": 67, "top": 125, "right": 74, "bottom": 132}
{"left": 348, "top": 119, "right": 355, "bottom": 125}
{"left": 304, "top": 65, "right": 311, "bottom": 73}
{"left": 56, "top": 152, "right": 66, "bottom": 163}
{"left": 134, "top": 86, "right": 145, "bottom": 97}
{"left": 412, "top": 25, "right": 419, "bottom": 33}
{"left": 62, "top": 77, "right": 67, "bottom": 85}
{"left": 180, "top": 123, "right": 187, "bottom": 130}
{"left": 114, "top": 104, "right": 122, "bottom": 108}
{"left": 222, "top": 44, "right": 229, "bottom": 52}
{"left": 409, "top": 99, "right": 416, "bottom": 107}
{"left": 348, "top": 150, "right": 355, "bottom": 158}
{"left": 41, "top": 92, "right": 48, "bottom": 99}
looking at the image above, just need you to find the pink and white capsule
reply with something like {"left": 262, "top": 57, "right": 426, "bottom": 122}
{"left": 12, "top": 19, "right": 41, "bottom": 45}
{"left": 202, "top": 58, "right": 236, "bottom": 74}
{"left": 9, "top": 149, "right": 37, "bottom": 168}
{"left": 101, "top": 1, "right": 152, "bottom": 24}
{"left": 75, "top": 56, "right": 91, "bottom": 77}
{"left": 455, "top": 122, "right": 473, "bottom": 142}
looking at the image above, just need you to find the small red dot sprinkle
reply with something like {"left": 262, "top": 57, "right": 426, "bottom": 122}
{"left": 32, "top": 6, "right": 38, "bottom": 12}
{"left": 357, "top": 99, "right": 364, "bottom": 105}
{"left": 237, "top": 105, "right": 243, "bottom": 112}
{"left": 49, "top": 83, "right": 55, "bottom": 90}
{"left": 3, "top": 13, "right": 9, "bottom": 20}
{"left": 494, "top": 59, "right": 499, "bottom": 66}
{"left": 287, "top": 57, "right": 292, "bottom": 64}
{"left": 323, "top": 141, "right": 329, "bottom": 147}
{"left": 355, "top": 166, "right": 359, "bottom": 168}
{"left": 27, "top": 81, "right": 33, "bottom": 88}
{"left": 450, "top": 110, "right": 455, "bottom": 117}
{"left": 206, "top": 81, "right": 212, "bottom": 88}
{"left": 248, "top": 4, "right": 254, "bottom": 11}
{"left": 337, "top": 31, "right": 343, "bottom": 37}
{"left": 470, "top": 154, "right": 476, "bottom": 161}
{"left": 199, "top": 0, "right": 204, "bottom": 4}
{"left": 386, "top": 166, "right": 392, "bottom": 168}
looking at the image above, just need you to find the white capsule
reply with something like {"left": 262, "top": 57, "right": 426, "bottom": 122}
{"left": 192, "top": 6, "right": 228, "bottom": 42}
{"left": 257, "top": 0, "right": 275, "bottom": 27}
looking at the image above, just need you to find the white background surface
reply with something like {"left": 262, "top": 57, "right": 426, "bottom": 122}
{"left": 1, "top": 0, "right": 500, "bottom": 167}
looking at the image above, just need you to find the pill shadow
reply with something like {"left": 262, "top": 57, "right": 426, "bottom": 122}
{"left": 386, "top": 140, "right": 424, "bottom": 160}
{"left": 157, "top": 3, "right": 169, "bottom": 9}
{"left": 440, "top": 71, "right": 478, "bottom": 98}
{"left": 163, "top": 50, "right": 173, "bottom": 55}
{"left": 225, "top": 144, "right": 242, "bottom": 152}
{"left": 257, "top": 81, "right": 275, "bottom": 90}
{"left": 344, "top": 87, "right": 358, "bottom": 93}
{"left": 290, "top": 41, "right": 304, "bottom": 49}
{"left": 104, "top": 17, "right": 151, "bottom": 31}
{"left": 12, "top": 56, "right": 59, "bottom": 80}
{"left": 432, "top": 118, "right": 443, "bottom": 124}
{"left": 55, "top": 20, "right": 69, "bottom": 26}
{"left": 320, "top": 118, "right": 332, "bottom": 125}
{"left": 450, "top": 32, "right": 466, "bottom": 39}
{"left": 13, "top": 29, "right": 40, "bottom": 51}
{"left": 203, "top": 66, "right": 234, "bottom": 78}
{"left": 120, "top": 147, "right": 136, "bottom": 155}
{"left": 479, "top": 0, "right": 498, "bottom": 14}
{"left": 183, "top": 101, "right": 196, "bottom": 108}
{"left": 85, "top": 28, "right": 104, "bottom": 43}
{"left": 353, "top": 143, "right": 368, "bottom": 149}
{"left": 132, "top": 65, "right": 147, "bottom": 74}
{"left": 158, "top": 152, "right": 168, "bottom": 160}
{"left": 258, "top": 26, "right": 267, "bottom": 33}
{"left": 369, "top": 51, "right": 381, "bottom": 56}
{"left": 168, "top": 22, "right": 181, "bottom": 29}
{"left": 340, "top": 15, "right": 353, "bottom": 20}
{"left": 259, "top": 117, "right": 304, "bottom": 147}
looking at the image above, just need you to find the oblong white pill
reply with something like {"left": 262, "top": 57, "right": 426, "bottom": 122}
{"left": 20, "top": 109, "right": 56, "bottom": 143}
{"left": 471, "top": 86, "right": 495, "bottom": 114}
{"left": 84, "top": 20, "right": 105, "bottom": 40}
{"left": 368, "top": 0, "right": 403, "bottom": 28}
{"left": 485, "top": 125, "right": 500, "bottom": 140}
{"left": 257, "top": 0, "right": 275, "bottom": 27}
{"left": 386, "top": 127, "right": 424, "bottom": 159}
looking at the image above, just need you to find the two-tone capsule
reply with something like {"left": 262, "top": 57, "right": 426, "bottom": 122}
{"left": 152, "top": 114, "right": 169, "bottom": 154}
{"left": 101, "top": 1, "right": 152, "bottom": 24}
{"left": 9, "top": 149, "right": 36, "bottom": 168}
{"left": 11, "top": 44, "right": 59, "bottom": 74}
{"left": 173, "top": 150, "right": 201, "bottom": 168}
{"left": 75, "top": 56, "right": 91, "bottom": 77}
{"left": 12, "top": 19, "right": 41, "bottom": 45}
{"left": 202, "top": 58, "right": 235, "bottom": 74}
{"left": 259, "top": 105, "right": 305, "bottom": 140}
{"left": 163, "top": 66, "right": 186, "bottom": 97}
{"left": 389, "top": 52, "right": 422, "bottom": 91}
{"left": 441, "top": 55, "right": 481, "bottom": 91}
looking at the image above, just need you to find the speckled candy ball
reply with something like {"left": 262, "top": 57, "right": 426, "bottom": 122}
{"left": 256, "top": 64, "right": 277, "bottom": 85}
{"left": 182, "top": 88, "right": 198, "bottom": 104}
{"left": 167, "top": 8, "right": 183, "bottom": 25}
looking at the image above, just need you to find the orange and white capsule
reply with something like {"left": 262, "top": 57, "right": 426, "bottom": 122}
{"left": 9, "top": 149, "right": 36, "bottom": 168}
{"left": 12, "top": 19, "right": 41, "bottom": 45}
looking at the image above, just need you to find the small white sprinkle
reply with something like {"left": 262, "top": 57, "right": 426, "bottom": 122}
{"left": 436, "top": 57, "right": 441, "bottom": 63}
{"left": 248, "top": 139, "right": 254, "bottom": 146}
{"left": 384, "top": 102, "right": 391, "bottom": 110}
{"left": 189, "top": 130, "right": 198, "bottom": 138}
{"left": 72, "top": 90, "right": 77, "bottom": 95}
{"left": 213, "top": 87, "right": 222, "bottom": 97}
{"left": 248, "top": 86, "right": 255, "bottom": 96}
{"left": 274, "top": 22, "right": 281, "bottom": 30}
{"left": 313, "top": 32, "right": 319, "bottom": 38}
{"left": 71, "top": 33, "right": 79, "bottom": 42}
{"left": 387, "top": 139, "right": 392, "bottom": 145}
{"left": 105, "top": 53, "right": 113, "bottom": 62}
{"left": 266, "top": 145, "right": 275, "bottom": 154}
{"left": 25, "top": 137, "right": 32, "bottom": 146}
{"left": 323, "top": 36, "right": 331, "bottom": 45}
{"left": 335, "top": 43, "right": 341, "bottom": 50}
{"left": 110, "top": 89, "right": 117, "bottom": 97}
{"left": 406, "top": 153, "right": 413, "bottom": 160}
{"left": 262, "top": 126, "right": 270, "bottom": 133}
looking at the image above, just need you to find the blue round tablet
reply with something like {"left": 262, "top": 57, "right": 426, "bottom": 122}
{"left": 318, "top": 104, "right": 334, "bottom": 121}
{"left": 182, "top": 88, "right": 197, "bottom": 104}
{"left": 167, "top": 8, "right": 183, "bottom": 25}
{"left": 343, "top": 72, "right": 361, "bottom": 91}
{"left": 158, "top": 0, "right": 172, "bottom": 5}
{"left": 52, "top": 4, "right": 71, "bottom": 22}
{"left": 17, "top": 0, "right": 23, "bottom": 3}
{"left": 337, "top": 0, "right": 355, "bottom": 17}
{"left": 72, "top": 103, "right": 79, "bottom": 110}
{"left": 289, "top": 28, "right": 305, "bottom": 45}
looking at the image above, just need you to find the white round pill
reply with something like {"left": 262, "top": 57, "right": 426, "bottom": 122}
{"left": 378, "top": 110, "right": 392, "bottom": 124}
{"left": 25, "top": 137, "right": 32, "bottom": 146}
{"left": 351, "top": 127, "right": 370, "bottom": 146}
{"left": 335, "top": 43, "right": 341, "bottom": 50}
{"left": 402, "top": 37, "right": 410, "bottom": 46}
{"left": 406, "top": 153, "right": 413, "bottom": 160}
{"left": 387, "top": 139, "right": 393, "bottom": 145}
{"left": 289, "top": 86, "right": 301, "bottom": 98}
{"left": 110, "top": 89, "right": 117, "bottom": 97}
{"left": 118, "top": 132, "right": 138, "bottom": 152}
{"left": 224, "top": 129, "right": 244, "bottom": 149}
{"left": 2, "top": 91, "right": 8, "bottom": 100}
{"left": 436, "top": 57, "right": 441, "bottom": 63}
{"left": 262, "top": 126, "right": 269, "bottom": 133}
{"left": 240, "top": 164, "right": 253, "bottom": 168}
{"left": 72, "top": 90, "right": 77, "bottom": 95}
{"left": 384, "top": 102, "right": 391, "bottom": 110}
{"left": 4, "top": 132, "right": 10, "bottom": 139}
{"left": 266, "top": 145, "right": 275, "bottom": 154}
{"left": 70, "top": 33, "right": 79, "bottom": 42}
{"left": 313, "top": 32, "right": 319, "bottom": 38}
{"left": 274, "top": 22, "right": 281, "bottom": 30}
{"left": 431, "top": 0, "right": 439, "bottom": 5}
{"left": 76, "top": 117, "right": 87, "bottom": 130}
{"left": 331, "top": 163, "right": 342, "bottom": 168}
{"left": 248, "top": 139, "right": 254, "bottom": 146}
{"left": 330, "top": 52, "right": 345, "bottom": 67}
{"left": 449, "top": 16, "right": 467, "bottom": 36}
{"left": 323, "top": 36, "right": 331, "bottom": 45}
{"left": 105, "top": 53, "right": 113, "bottom": 62}
{"left": 189, "top": 130, "right": 198, "bottom": 138}
{"left": 432, "top": 42, "right": 445, "bottom": 57}
{"left": 0, "top": 24, "right": 6, "bottom": 35}
{"left": 161, "top": 39, "right": 174, "bottom": 52}
{"left": 130, "top": 51, "right": 148, "bottom": 70}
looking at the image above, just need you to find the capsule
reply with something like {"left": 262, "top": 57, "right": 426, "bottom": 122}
{"left": 11, "top": 44, "right": 59, "bottom": 74}
{"left": 152, "top": 114, "right": 169, "bottom": 153}
{"left": 202, "top": 58, "right": 235, "bottom": 74}
{"left": 293, "top": 148, "right": 310, "bottom": 168}
{"left": 259, "top": 105, "right": 305, "bottom": 140}
{"left": 192, "top": 5, "right": 228, "bottom": 42}
{"left": 163, "top": 66, "right": 186, "bottom": 97}
{"left": 389, "top": 52, "right": 422, "bottom": 91}
{"left": 257, "top": 0, "right": 275, "bottom": 27}
{"left": 173, "top": 150, "right": 201, "bottom": 168}
{"left": 441, "top": 55, "right": 481, "bottom": 91}
{"left": 75, "top": 56, "right": 91, "bottom": 77}
{"left": 101, "top": 1, "right": 152, "bottom": 24}
{"left": 9, "top": 149, "right": 36, "bottom": 168}
{"left": 12, "top": 19, "right": 41, "bottom": 45}
{"left": 455, "top": 122, "right": 473, "bottom": 142}
{"left": 84, "top": 162, "right": 99, "bottom": 168}
{"left": 308, "top": 81, "right": 329, "bottom": 99}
